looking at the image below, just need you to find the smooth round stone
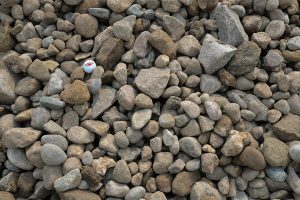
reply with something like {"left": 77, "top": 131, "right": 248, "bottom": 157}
{"left": 41, "top": 143, "right": 67, "bottom": 165}
{"left": 204, "top": 100, "right": 222, "bottom": 121}
{"left": 289, "top": 141, "right": 300, "bottom": 163}
{"left": 7, "top": 148, "right": 34, "bottom": 170}
{"left": 125, "top": 186, "right": 146, "bottom": 200}
{"left": 239, "top": 146, "right": 266, "bottom": 171}
{"left": 265, "top": 167, "right": 287, "bottom": 182}
{"left": 82, "top": 60, "right": 96, "bottom": 73}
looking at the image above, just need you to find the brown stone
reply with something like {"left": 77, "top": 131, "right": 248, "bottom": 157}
{"left": 273, "top": 113, "right": 300, "bottom": 142}
{"left": 218, "top": 69, "right": 236, "bottom": 87}
{"left": 81, "top": 166, "right": 102, "bottom": 186}
{"left": 96, "top": 37, "right": 125, "bottom": 69}
{"left": 0, "top": 62, "right": 16, "bottom": 105}
{"left": 148, "top": 30, "right": 177, "bottom": 60}
{"left": 0, "top": 191, "right": 15, "bottom": 200}
{"left": 263, "top": 137, "right": 290, "bottom": 168}
{"left": 156, "top": 174, "right": 173, "bottom": 193}
{"left": 172, "top": 171, "right": 201, "bottom": 196}
{"left": 27, "top": 59, "right": 50, "bottom": 82}
{"left": 76, "top": 0, "right": 105, "bottom": 13}
{"left": 282, "top": 50, "right": 300, "bottom": 62}
{"left": 239, "top": 146, "right": 266, "bottom": 171}
{"left": 17, "top": 172, "right": 36, "bottom": 197}
{"left": 61, "top": 80, "right": 90, "bottom": 105}
{"left": 0, "top": 21, "right": 15, "bottom": 52}
{"left": 60, "top": 189, "right": 101, "bottom": 200}
{"left": 75, "top": 14, "right": 98, "bottom": 38}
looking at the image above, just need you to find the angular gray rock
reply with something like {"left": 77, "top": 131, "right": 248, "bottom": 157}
{"left": 113, "top": 15, "right": 136, "bottom": 41}
{"left": 40, "top": 96, "right": 66, "bottom": 110}
{"left": 200, "top": 74, "right": 221, "bottom": 94}
{"left": 198, "top": 35, "right": 236, "bottom": 74}
{"left": 135, "top": 67, "right": 170, "bottom": 98}
{"left": 54, "top": 169, "right": 82, "bottom": 192}
{"left": 162, "top": 15, "right": 185, "bottom": 41}
{"left": 91, "top": 86, "right": 117, "bottom": 119}
{"left": 216, "top": 5, "right": 249, "bottom": 46}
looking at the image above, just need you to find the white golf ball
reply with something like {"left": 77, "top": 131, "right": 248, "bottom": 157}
{"left": 82, "top": 60, "right": 96, "bottom": 73}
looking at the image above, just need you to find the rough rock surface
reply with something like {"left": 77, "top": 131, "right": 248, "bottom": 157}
{"left": 0, "top": 1, "right": 300, "bottom": 200}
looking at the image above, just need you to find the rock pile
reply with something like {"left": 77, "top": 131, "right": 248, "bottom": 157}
{"left": 0, "top": 0, "right": 300, "bottom": 199}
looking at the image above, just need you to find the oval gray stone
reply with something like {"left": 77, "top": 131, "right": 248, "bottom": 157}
{"left": 40, "top": 143, "right": 67, "bottom": 165}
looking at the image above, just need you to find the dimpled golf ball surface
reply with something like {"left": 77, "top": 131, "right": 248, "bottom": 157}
{"left": 83, "top": 60, "right": 96, "bottom": 73}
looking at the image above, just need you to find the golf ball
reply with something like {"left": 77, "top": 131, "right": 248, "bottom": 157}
{"left": 82, "top": 60, "right": 96, "bottom": 73}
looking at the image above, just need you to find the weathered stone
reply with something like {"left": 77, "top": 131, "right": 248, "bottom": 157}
{"left": 162, "top": 15, "right": 185, "bottom": 41}
{"left": 75, "top": 14, "right": 98, "bottom": 38}
{"left": 67, "top": 126, "right": 95, "bottom": 144}
{"left": 117, "top": 85, "right": 136, "bottom": 111}
{"left": 0, "top": 63, "right": 16, "bottom": 105}
{"left": 61, "top": 80, "right": 90, "bottom": 105}
{"left": 135, "top": 67, "right": 170, "bottom": 99}
{"left": 239, "top": 146, "right": 266, "bottom": 171}
{"left": 263, "top": 137, "right": 290, "bottom": 167}
{"left": 227, "top": 41, "right": 261, "bottom": 76}
{"left": 54, "top": 169, "right": 82, "bottom": 192}
{"left": 172, "top": 171, "right": 201, "bottom": 196}
{"left": 113, "top": 160, "right": 131, "bottom": 184}
{"left": 273, "top": 114, "right": 300, "bottom": 142}
{"left": 59, "top": 189, "right": 101, "bottom": 200}
{"left": 3, "top": 128, "right": 41, "bottom": 148}
{"left": 96, "top": 37, "right": 125, "bottom": 69}
{"left": 91, "top": 86, "right": 117, "bottom": 119}
{"left": 106, "top": 0, "right": 135, "bottom": 13}
{"left": 81, "top": 120, "right": 109, "bottom": 136}
{"left": 198, "top": 35, "right": 236, "bottom": 75}
{"left": 216, "top": 5, "right": 249, "bottom": 46}
{"left": 190, "top": 181, "right": 223, "bottom": 200}
{"left": 149, "top": 30, "right": 177, "bottom": 60}
{"left": 179, "top": 137, "right": 202, "bottom": 158}
{"left": 0, "top": 21, "right": 15, "bottom": 52}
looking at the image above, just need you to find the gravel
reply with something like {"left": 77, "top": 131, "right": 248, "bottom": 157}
{"left": 1, "top": 0, "right": 300, "bottom": 199}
